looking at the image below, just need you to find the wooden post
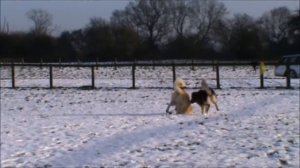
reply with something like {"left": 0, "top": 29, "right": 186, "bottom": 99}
{"left": 96, "top": 57, "right": 99, "bottom": 70}
{"left": 172, "top": 63, "right": 176, "bottom": 82}
{"left": 40, "top": 58, "right": 43, "bottom": 69}
{"left": 191, "top": 59, "right": 195, "bottom": 70}
{"left": 286, "top": 63, "right": 291, "bottom": 89}
{"left": 152, "top": 60, "right": 155, "bottom": 70}
{"left": 212, "top": 59, "right": 216, "bottom": 71}
{"left": 216, "top": 63, "right": 220, "bottom": 89}
{"left": 11, "top": 62, "right": 15, "bottom": 88}
{"left": 132, "top": 63, "right": 136, "bottom": 89}
{"left": 260, "top": 74, "right": 264, "bottom": 89}
{"left": 59, "top": 58, "right": 62, "bottom": 68}
{"left": 114, "top": 58, "right": 117, "bottom": 70}
{"left": 91, "top": 66, "right": 95, "bottom": 88}
{"left": 259, "top": 62, "right": 266, "bottom": 89}
{"left": 49, "top": 65, "right": 53, "bottom": 89}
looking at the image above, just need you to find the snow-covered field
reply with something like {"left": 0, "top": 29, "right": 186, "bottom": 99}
{"left": 1, "top": 65, "right": 299, "bottom": 167}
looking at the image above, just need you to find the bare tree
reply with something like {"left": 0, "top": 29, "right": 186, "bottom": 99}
{"left": 188, "top": 0, "right": 227, "bottom": 43}
{"left": 1, "top": 17, "right": 10, "bottom": 33}
{"left": 258, "top": 7, "right": 291, "bottom": 42}
{"left": 217, "top": 14, "right": 263, "bottom": 60}
{"left": 87, "top": 17, "right": 108, "bottom": 29}
{"left": 134, "top": 0, "right": 171, "bottom": 46}
{"left": 287, "top": 9, "right": 300, "bottom": 45}
{"left": 27, "top": 9, "right": 53, "bottom": 35}
{"left": 167, "top": 0, "right": 191, "bottom": 38}
{"left": 111, "top": 0, "right": 171, "bottom": 50}
{"left": 111, "top": 8, "right": 136, "bottom": 30}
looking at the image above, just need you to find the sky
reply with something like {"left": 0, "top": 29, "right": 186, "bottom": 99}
{"left": 1, "top": 0, "right": 299, "bottom": 36}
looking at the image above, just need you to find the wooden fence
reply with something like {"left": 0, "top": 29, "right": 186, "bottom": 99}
{"left": 0, "top": 62, "right": 297, "bottom": 89}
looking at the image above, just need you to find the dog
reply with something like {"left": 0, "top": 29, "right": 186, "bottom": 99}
{"left": 166, "top": 79, "right": 193, "bottom": 115}
{"left": 191, "top": 80, "right": 219, "bottom": 116}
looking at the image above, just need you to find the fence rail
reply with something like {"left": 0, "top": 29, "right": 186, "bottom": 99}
{"left": 0, "top": 61, "right": 279, "bottom": 67}
{"left": 0, "top": 62, "right": 298, "bottom": 89}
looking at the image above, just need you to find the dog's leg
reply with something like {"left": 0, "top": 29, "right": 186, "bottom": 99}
{"left": 200, "top": 105, "right": 205, "bottom": 115}
{"left": 166, "top": 103, "right": 172, "bottom": 114}
{"left": 214, "top": 103, "right": 219, "bottom": 111}
{"left": 205, "top": 104, "right": 210, "bottom": 116}
{"left": 185, "top": 104, "right": 193, "bottom": 115}
{"left": 166, "top": 100, "right": 176, "bottom": 114}
{"left": 203, "top": 105, "right": 208, "bottom": 117}
{"left": 166, "top": 93, "right": 176, "bottom": 114}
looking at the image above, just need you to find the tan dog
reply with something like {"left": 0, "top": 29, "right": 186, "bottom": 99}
{"left": 166, "top": 79, "right": 193, "bottom": 115}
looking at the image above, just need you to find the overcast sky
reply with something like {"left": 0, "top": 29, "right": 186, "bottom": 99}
{"left": 1, "top": 0, "right": 299, "bottom": 36}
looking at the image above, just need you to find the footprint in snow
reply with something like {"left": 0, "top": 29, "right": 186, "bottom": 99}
{"left": 81, "top": 133, "right": 96, "bottom": 144}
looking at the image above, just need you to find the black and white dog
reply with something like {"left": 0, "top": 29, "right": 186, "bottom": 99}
{"left": 191, "top": 80, "right": 219, "bottom": 116}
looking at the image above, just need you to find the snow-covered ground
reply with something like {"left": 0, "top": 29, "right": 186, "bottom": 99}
{"left": 1, "top": 65, "right": 299, "bottom": 167}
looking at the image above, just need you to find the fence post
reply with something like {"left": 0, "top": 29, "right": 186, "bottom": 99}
{"left": 191, "top": 59, "right": 195, "bottom": 70}
{"left": 216, "top": 63, "right": 220, "bottom": 89}
{"left": 49, "top": 65, "right": 53, "bottom": 89}
{"left": 260, "top": 74, "right": 264, "bottom": 89}
{"left": 59, "top": 58, "right": 62, "bottom": 68}
{"left": 91, "top": 66, "right": 95, "bottom": 88}
{"left": 77, "top": 59, "right": 80, "bottom": 69}
{"left": 96, "top": 57, "right": 99, "bottom": 70}
{"left": 172, "top": 63, "right": 176, "bottom": 82}
{"left": 286, "top": 63, "right": 291, "bottom": 89}
{"left": 259, "top": 62, "right": 266, "bottom": 89}
{"left": 40, "top": 58, "right": 43, "bottom": 69}
{"left": 11, "top": 62, "right": 15, "bottom": 88}
{"left": 114, "top": 58, "right": 117, "bottom": 70}
{"left": 132, "top": 63, "right": 136, "bottom": 89}
{"left": 151, "top": 60, "right": 155, "bottom": 70}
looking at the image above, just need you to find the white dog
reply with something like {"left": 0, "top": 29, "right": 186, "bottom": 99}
{"left": 166, "top": 79, "right": 193, "bottom": 115}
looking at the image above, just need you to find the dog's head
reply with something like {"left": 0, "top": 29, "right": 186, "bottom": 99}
{"left": 175, "top": 79, "right": 187, "bottom": 90}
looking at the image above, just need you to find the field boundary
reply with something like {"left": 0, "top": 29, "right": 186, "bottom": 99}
{"left": 0, "top": 62, "right": 297, "bottom": 89}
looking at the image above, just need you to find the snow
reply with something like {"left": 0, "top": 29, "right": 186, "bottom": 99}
{"left": 1, "top": 65, "right": 299, "bottom": 167}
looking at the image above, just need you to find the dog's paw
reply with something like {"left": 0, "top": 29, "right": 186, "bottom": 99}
{"left": 166, "top": 111, "right": 172, "bottom": 115}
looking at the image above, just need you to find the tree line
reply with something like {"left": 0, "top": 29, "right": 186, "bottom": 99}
{"left": 0, "top": 0, "right": 299, "bottom": 62}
